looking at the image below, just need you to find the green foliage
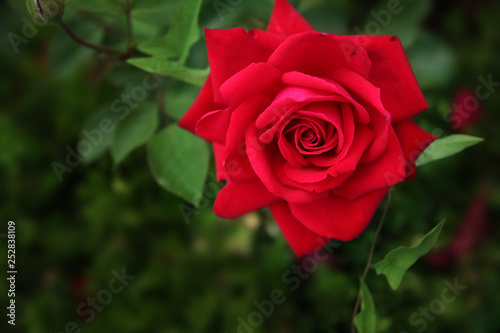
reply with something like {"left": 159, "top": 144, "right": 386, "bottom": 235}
{"left": 137, "top": 0, "right": 203, "bottom": 62}
{"left": 48, "top": 20, "right": 105, "bottom": 79}
{"left": 110, "top": 102, "right": 158, "bottom": 165}
{"left": 408, "top": 34, "right": 456, "bottom": 89}
{"left": 416, "top": 135, "right": 484, "bottom": 167}
{"left": 147, "top": 125, "right": 210, "bottom": 206}
{"left": 354, "top": 279, "right": 377, "bottom": 333}
{"left": 127, "top": 58, "right": 209, "bottom": 86}
{"left": 79, "top": 106, "right": 121, "bottom": 164}
{"left": 1, "top": 0, "right": 500, "bottom": 332}
{"left": 131, "top": 0, "right": 181, "bottom": 26}
{"left": 70, "top": 0, "right": 122, "bottom": 13}
{"left": 360, "top": 0, "right": 431, "bottom": 47}
{"left": 41, "top": 0, "right": 208, "bottom": 198}
{"left": 129, "top": 0, "right": 207, "bottom": 86}
{"left": 372, "top": 220, "right": 446, "bottom": 290}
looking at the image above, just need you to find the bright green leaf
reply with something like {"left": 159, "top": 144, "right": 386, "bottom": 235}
{"left": 147, "top": 125, "right": 209, "bottom": 206}
{"left": 372, "top": 220, "right": 446, "bottom": 290}
{"left": 137, "top": 0, "right": 203, "bottom": 62}
{"left": 354, "top": 279, "right": 376, "bottom": 333}
{"left": 128, "top": 57, "right": 209, "bottom": 86}
{"left": 416, "top": 135, "right": 484, "bottom": 167}
{"left": 110, "top": 103, "right": 158, "bottom": 165}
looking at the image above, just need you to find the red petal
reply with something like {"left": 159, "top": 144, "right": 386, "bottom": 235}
{"left": 220, "top": 62, "right": 283, "bottom": 106}
{"left": 392, "top": 119, "right": 437, "bottom": 178}
{"left": 269, "top": 201, "right": 330, "bottom": 257}
{"left": 196, "top": 108, "right": 231, "bottom": 145}
{"left": 307, "top": 103, "right": 357, "bottom": 167}
{"left": 284, "top": 125, "right": 374, "bottom": 181}
{"left": 224, "top": 94, "right": 272, "bottom": 156}
{"left": 224, "top": 148, "right": 259, "bottom": 183}
{"left": 246, "top": 125, "right": 326, "bottom": 203}
{"left": 338, "top": 35, "right": 428, "bottom": 122}
{"left": 213, "top": 143, "right": 226, "bottom": 181}
{"left": 178, "top": 75, "right": 223, "bottom": 133}
{"left": 221, "top": 94, "right": 272, "bottom": 183}
{"left": 268, "top": 32, "right": 354, "bottom": 78}
{"left": 267, "top": 0, "right": 314, "bottom": 36}
{"left": 277, "top": 131, "right": 311, "bottom": 167}
{"left": 333, "top": 127, "right": 406, "bottom": 199}
{"left": 214, "top": 180, "right": 279, "bottom": 219}
{"left": 276, "top": 158, "right": 353, "bottom": 192}
{"left": 347, "top": 46, "right": 371, "bottom": 78}
{"left": 282, "top": 71, "right": 370, "bottom": 124}
{"left": 205, "top": 28, "right": 285, "bottom": 104}
{"left": 289, "top": 188, "right": 389, "bottom": 240}
{"left": 331, "top": 67, "right": 391, "bottom": 163}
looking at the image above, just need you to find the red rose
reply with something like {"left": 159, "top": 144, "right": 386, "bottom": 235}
{"left": 180, "top": 0, "right": 436, "bottom": 256}
{"left": 448, "top": 88, "right": 482, "bottom": 132}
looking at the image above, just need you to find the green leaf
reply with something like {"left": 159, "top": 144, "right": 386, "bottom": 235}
{"left": 131, "top": 0, "right": 181, "bottom": 26}
{"left": 372, "top": 220, "right": 446, "bottom": 290}
{"left": 416, "top": 135, "right": 484, "bottom": 167}
{"left": 165, "top": 82, "right": 202, "bottom": 120}
{"left": 71, "top": 0, "right": 122, "bottom": 13}
{"left": 49, "top": 20, "right": 104, "bottom": 79}
{"left": 79, "top": 106, "right": 121, "bottom": 164}
{"left": 147, "top": 125, "right": 209, "bottom": 206}
{"left": 110, "top": 102, "right": 158, "bottom": 165}
{"left": 354, "top": 279, "right": 376, "bottom": 333}
{"left": 137, "top": 0, "right": 203, "bottom": 62}
{"left": 128, "top": 57, "right": 209, "bottom": 86}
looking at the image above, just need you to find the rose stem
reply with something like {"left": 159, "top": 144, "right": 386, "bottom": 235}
{"left": 124, "top": 0, "right": 134, "bottom": 47}
{"left": 61, "top": 23, "right": 125, "bottom": 56}
{"left": 350, "top": 188, "right": 392, "bottom": 333}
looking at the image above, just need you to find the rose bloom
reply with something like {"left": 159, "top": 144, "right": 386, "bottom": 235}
{"left": 180, "top": 0, "right": 436, "bottom": 256}
{"left": 448, "top": 88, "right": 482, "bottom": 132}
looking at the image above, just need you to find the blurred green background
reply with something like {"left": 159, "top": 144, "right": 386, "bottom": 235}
{"left": 1, "top": 0, "right": 499, "bottom": 332}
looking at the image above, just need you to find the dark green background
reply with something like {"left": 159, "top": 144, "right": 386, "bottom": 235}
{"left": 1, "top": 0, "right": 499, "bottom": 332}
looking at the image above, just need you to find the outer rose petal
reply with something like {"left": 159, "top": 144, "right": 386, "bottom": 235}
{"left": 205, "top": 28, "right": 285, "bottom": 104}
{"left": 365, "top": 36, "right": 429, "bottom": 122}
{"left": 214, "top": 180, "right": 279, "bottom": 219}
{"left": 223, "top": 94, "right": 272, "bottom": 183}
{"left": 213, "top": 143, "right": 227, "bottom": 181}
{"left": 225, "top": 95, "right": 273, "bottom": 156}
{"left": 269, "top": 201, "right": 329, "bottom": 257}
{"left": 336, "top": 35, "right": 428, "bottom": 122}
{"left": 220, "top": 62, "right": 283, "bottom": 106}
{"left": 196, "top": 109, "right": 231, "bottom": 145}
{"left": 178, "top": 75, "right": 223, "bottom": 133}
{"left": 267, "top": 0, "right": 314, "bottom": 36}
{"left": 392, "top": 119, "right": 437, "bottom": 178}
{"left": 289, "top": 188, "right": 389, "bottom": 240}
{"left": 268, "top": 32, "right": 354, "bottom": 78}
